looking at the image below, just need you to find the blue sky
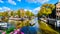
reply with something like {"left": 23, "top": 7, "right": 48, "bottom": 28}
{"left": 0, "top": 0, "right": 58, "bottom": 14}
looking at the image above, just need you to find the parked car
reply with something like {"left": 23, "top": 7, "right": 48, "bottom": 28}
{"left": 0, "top": 22, "right": 15, "bottom": 30}
{"left": 0, "top": 22, "right": 7, "bottom": 30}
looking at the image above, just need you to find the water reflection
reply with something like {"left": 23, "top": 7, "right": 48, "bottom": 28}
{"left": 0, "top": 16, "right": 60, "bottom": 34}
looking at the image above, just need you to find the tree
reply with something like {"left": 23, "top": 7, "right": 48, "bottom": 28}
{"left": 2, "top": 11, "right": 9, "bottom": 22}
{"left": 26, "top": 10, "right": 31, "bottom": 17}
{"left": 0, "top": 12, "right": 3, "bottom": 16}
{"left": 21, "top": 11, "right": 25, "bottom": 17}
{"left": 3, "top": 11, "right": 8, "bottom": 17}
{"left": 26, "top": 10, "right": 34, "bottom": 17}
{"left": 30, "top": 12, "right": 34, "bottom": 16}
{"left": 17, "top": 10, "right": 21, "bottom": 18}
{"left": 10, "top": 11, "right": 14, "bottom": 16}
{"left": 38, "top": 4, "right": 55, "bottom": 17}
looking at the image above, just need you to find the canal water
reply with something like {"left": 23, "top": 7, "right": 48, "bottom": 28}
{"left": 30, "top": 17, "right": 39, "bottom": 28}
{"left": 0, "top": 16, "right": 60, "bottom": 34}
{"left": 30, "top": 17, "right": 60, "bottom": 33}
{"left": 20, "top": 17, "right": 42, "bottom": 34}
{"left": 29, "top": 17, "right": 42, "bottom": 34}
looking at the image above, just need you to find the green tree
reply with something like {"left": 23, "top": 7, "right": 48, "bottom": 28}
{"left": 26, "top": 10, "right": 31, "bottom": 17}
{"left": 17, "top": 10, "right": 21, "bottom": 17}
{"left": 2, "top": 11, "right": 9, "bottom": 22}
{"left": 10, "top": 11, "right": 14, "bottom": 16}
{"left": 30, "top": 12, "right": 34, "bottom": 16}
{"left": 26, "top": 10, "right": 34, "bottom": 17}
{"left": 3, "top": 11, "right": 8, "bottom": 17}
{"left": 0, "top": 12, "right": 3, "bottom": 16}
{"left": 38, "top": 4, "right": 55, "bottom": 17}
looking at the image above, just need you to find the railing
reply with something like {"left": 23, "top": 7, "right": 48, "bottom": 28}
{"left": 9, "top": 18, "right": 26, "bottom": 21}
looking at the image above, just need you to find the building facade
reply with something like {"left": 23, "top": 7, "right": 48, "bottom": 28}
{"left": 56, "top": 0, "right": 60, "bottom": 19}
{"left": 56, "top": 0, "right": 60, "bottom": 27}
{"left": 20, "top": 9, "right": 26, "bottom": 17}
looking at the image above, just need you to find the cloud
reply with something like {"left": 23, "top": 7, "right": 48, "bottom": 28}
{"left": 24, "top": 7, "right": 40, "bottom": 14}
{"left": 0, "top": 8, "right": 2, "bottom": 10}
{"left": 33, "top": 7, "right": 40, "bottom": 11}
{"left": 26, "top": 0, "right": 36, "bottom": 3}
{"left": 24, "top": 9, "right": 28, "bottom": 11}
{"left": 3, "top": 7, "right": 11, "bottom": 11}
{"left": 24, "top": 9, "right": 32, "bottom": 11}
{"left": 8, "top": 0, "right": 16, "bottom": 5}
{"left": 0, "top": 0, "right": 4, "bottom": 3}
{"left": 26, "top": 0, "right": 49, "bottom": 4}
{"left": 32, "top": 7, "right": 40, "bottom": 14}
{"left": 17, "top": 0, "right": 21, "bottom": 2}
{"left": 0, "top": 7, "right": 11, "bottom": 12}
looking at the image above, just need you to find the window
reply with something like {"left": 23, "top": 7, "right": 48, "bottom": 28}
{"left": 59, "top": 11, "right": 60, "bottom": 12}
{"left": 56, "top": 8, "right": 58, "bottom": 9}
{"left": 56, "top": 11, "right": 59, "bottom": 13}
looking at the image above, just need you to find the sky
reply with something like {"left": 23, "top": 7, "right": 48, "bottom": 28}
{"left": 0, "top": 0, "right": 58, "bottom": 14}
